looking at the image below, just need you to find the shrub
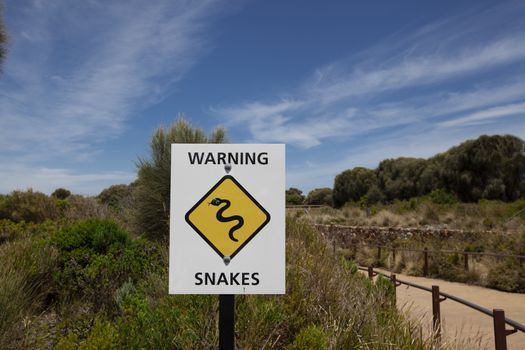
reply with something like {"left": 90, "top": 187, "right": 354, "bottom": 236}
{"left": 0, "top": 219, "right": 59, "bottom": 243}
{"left": 486, "top": 259, "right": 525, "bottom": 293}
{"left": 51, "top": 220, "right": 161, "bottom": 311}
{"left": 52, "top": 219, "right": 129, "bottom": 254}
{"left": 290, "top": 324, "right": 327, "bottom": 350}
{"left": 52, "top": 188, "right": 72, "bottom": 200}
{"left": 429, "top": 189, "right": 458, "bottom": 205}
{"left": 286, "top": 187, "right": 305, "bottom": 205}
{"left": 0, "top": 189, "right": 59, "bottom": 223}
{"left": 62, "top": 195, "right": 111, "bottom": 222}
{"left": 135, "top": 117, "right": 227, "bottom": 241}
{"left": 97, "top": 184, "right": 133, "bottom": 208}
{"left": 55, "top": 317, "right": 119, "bottom": 350}
{"left": 333, "top": 167, "right": 376, "bottom": 207}
{"left": 116, "top": 293, "right": 217, "bottom": 349}
{"left": 305, "top": 188, "right": 332, "bottom": 206}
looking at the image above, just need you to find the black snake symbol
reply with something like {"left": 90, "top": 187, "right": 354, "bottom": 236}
{"left": 209, "top": 198, "right": 244, "bottom": 242}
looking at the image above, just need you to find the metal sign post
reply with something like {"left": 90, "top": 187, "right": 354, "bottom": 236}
{"left": 219, "top": 294, "right": 235, "bottom": 350}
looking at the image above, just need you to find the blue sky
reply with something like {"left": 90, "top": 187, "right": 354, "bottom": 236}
{"left": 1, "top": 0, "right": 525, "bottom": 195}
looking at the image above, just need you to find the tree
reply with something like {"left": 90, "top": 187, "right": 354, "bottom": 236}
{"left": 332, "top": 167, "right": 376, "bottom": 207}
{"left": 51, "top": 188, "right": 71, "bottom": 200}
{"left": 305, "top": 188, "right": 333, "bottom": 206}
{"left": 439, "top": 135, "right": 525, "bottom": 202}
{"left": 98, "top": 183, "right": 133, "bottom": 208}
{"left": 377, "top": 157, "right": 427, "bottom": 201}
{"left": 286, "top": 187, "right": 305, "bottom": 205}
{"left": 364, "top": 185, "right": 384, "bottom": 204}
{"left": 332, "top": 134, "right": 525, "bottom": 205}
{"left": 135, "top": 117, "right": 227, "bottom": 240}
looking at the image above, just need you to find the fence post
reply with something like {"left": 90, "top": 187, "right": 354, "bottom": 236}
{"left": 390, "top": 273, "right": 401, "bottom": 306}
{"left": 432, "top": 285, "right": 441, "bottom": 338}
{"left": 493, "top": 309, "right": 507, "bottom": 350}
{"left": 392, "top": 248, "right": 396, "bottom": 268}
{"left": 368, "top": 266, "right": 374, "bottom": 280}
{"left": 463, "top": 252, "right": 469, "bottom": 271}
{"left": 423, "top": 248, "right": 429, "bottom": 276}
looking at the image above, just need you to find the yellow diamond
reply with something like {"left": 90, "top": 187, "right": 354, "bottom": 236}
{"left": 185, "top": 175, "right": 270, "bottom": 259}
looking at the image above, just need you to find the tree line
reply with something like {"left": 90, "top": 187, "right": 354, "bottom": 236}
{"left": 287, "top": 135, "right": 525, "bottom": 207}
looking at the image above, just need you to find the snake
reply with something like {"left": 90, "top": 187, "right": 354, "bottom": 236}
{"left": 209, "top": 198, "right": 244, "bottom": 242}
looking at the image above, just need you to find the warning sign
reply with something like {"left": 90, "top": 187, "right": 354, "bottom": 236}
{"left": 185, "top": 175, "right": 270, "bottom": 259}
{"left": 170, "top": 144, "right": 285, "bottom": 295}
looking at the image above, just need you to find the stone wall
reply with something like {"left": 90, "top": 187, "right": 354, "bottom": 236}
{"left": 314, "top": 224, "right": 496, "bottom": 246}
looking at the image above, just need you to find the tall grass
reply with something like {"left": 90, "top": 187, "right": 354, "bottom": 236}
{"left": 0, "top": 238, "right": 58, "bottom": 346}
{"left": 308, "top": 198, "right": 525, "bottom": 233}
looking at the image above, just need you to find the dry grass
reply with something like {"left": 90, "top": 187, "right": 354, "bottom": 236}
{"left": 0, "top": 238, "right": 58, "bottom": 347}
{"left": 303, "top": 199, "right": 525, "bottom": 233}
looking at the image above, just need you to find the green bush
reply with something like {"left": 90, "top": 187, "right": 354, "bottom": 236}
{"left": 290, "top": 324, "right": 327, "bottom": 350}
{"left": 286, "top": 187, "right": 305, "bottom": 205}
{"left": 97, "top": 184, "right": 133, "bottom": 208}
{"left": 305, "top": 188, "right": 333, "bottom": 206}
{"left": 51, "top": 219, "right": 129, "bottom": 254}
{"left": 429, "top": 189, "right": 458, "bottom": 205}
{"left": 51, "top": 220, "right": 162, "bottom": 311}
{"left": 0, "top": 219, "right": 59, "bottom": 243}
{"left": 55, "top": 317, "right": 119, "bottom": 350}
{"left": 486, "top": 259, "right": 525, "bottom": 293}
{"left": 0, "top": 189, "right": 59, "bottom": 223}
{"left": 333, "top": 167, "right": 376, "bottom": 207}
{"left": 52, "top": 188, "right": 72, "bottom": 200}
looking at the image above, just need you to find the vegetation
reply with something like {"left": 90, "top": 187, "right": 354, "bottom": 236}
{"left": 2, "top": 120, "right": 520, "bottom": 347}
{"left": 97, "top": 183, "right": 134, "bottom": 208}
{"left": 135, "top": 117, "right": 227, "bottom": 241}
{"left": 333, "top": 167, "right": 376, "bottom": 207}
{"left": 304, "top": 187, "right": 333, "bottom": 206}
{"left": 333, "top": 135, "right": 525, "bottom": 207}
{"left": 0, "top": 189, "right": 60, "bottom": 223}
{"left": 51, "top": 189, "right": 71, "bottom": 200}
{"left": 307, "top": 198, "right": 525, "bottom": 292}
{"left": 0, "top": 192, "right": 461, "bottom": 348}
{"left": 286, "top": 187, "right": 305, "bottom": 205}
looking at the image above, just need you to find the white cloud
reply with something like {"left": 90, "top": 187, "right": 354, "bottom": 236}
{"left": 439, "top": 102, "right": 525, "bottom": 128}
{"left": 309, "top": 35, "right": 525, "bottom": 106}
{"left": 214, "top": 3, "right": 525, "bottom": 150}
{"left": 0, "top": 0, "right": 232, "bottom": 193}
{"left": 1, "top": 1, "right": 225, "bottom": 157}
{"left": 0, "top": 163, "right": 135, "bottom": 195}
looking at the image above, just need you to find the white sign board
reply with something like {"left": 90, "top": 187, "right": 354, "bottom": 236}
{"left": 169, "top": 144, "right": 285, "bottom": 294}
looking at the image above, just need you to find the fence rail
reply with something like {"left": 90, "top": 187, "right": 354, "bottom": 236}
{"left": 356, "top": 243, "right": 525, "bottom": 276}
{"left": 286, "top": 205, "right": 331, "bottom": 209}
{"left": 373, "top": 244, "right": 525, "bottom": 260}
{"left": 359, "top": 265, "right": 525, "bottom": 350}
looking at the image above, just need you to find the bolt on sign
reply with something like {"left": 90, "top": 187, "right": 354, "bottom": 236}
{"left": 169, "top": 144, "right": 285, "bottom": 294}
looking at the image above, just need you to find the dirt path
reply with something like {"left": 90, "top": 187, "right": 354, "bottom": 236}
{"left": 373, "top": 269, "right": 525, "bottom": 349}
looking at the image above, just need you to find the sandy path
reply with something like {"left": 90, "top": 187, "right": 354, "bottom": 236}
{"left": 372, "top": 269, "right": 525, "bottom": 349}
